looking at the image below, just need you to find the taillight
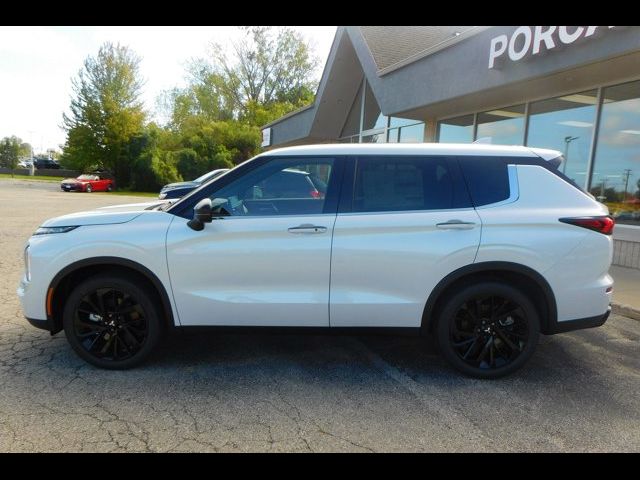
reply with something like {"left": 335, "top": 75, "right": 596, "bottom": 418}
{"left": 559, "top": 216, "right": 615, "bottom": 235}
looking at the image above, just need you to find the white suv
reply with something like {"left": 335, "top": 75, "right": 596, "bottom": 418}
{"left": 17, "top": 144, "right": 614, "bottom": 378}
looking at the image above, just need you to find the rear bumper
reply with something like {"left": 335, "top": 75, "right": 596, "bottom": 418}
{"left": 547, "top": 306, "right": 611, "bottom": 334}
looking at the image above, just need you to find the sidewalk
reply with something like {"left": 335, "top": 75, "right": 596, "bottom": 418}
{"left": 610, "top": 265, "right": 640, "bottom": 320}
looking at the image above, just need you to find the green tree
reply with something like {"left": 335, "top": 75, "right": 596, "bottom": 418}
{"left": 129, "top": 124, "right": 183, "bottom": 192}
{"left": 0, "top": 136, "right": 23, "bottom": 176}
{"left": 166, "top": 27, "right": 319, "bottom": 128}
{"left": 61, "top": 42, "right": 146, "bottom": 185}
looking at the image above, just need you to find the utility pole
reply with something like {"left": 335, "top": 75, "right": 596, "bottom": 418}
{"left": 27, "top": 130, "right": 35, "bottom": 176}
{"left": 622, "top": 168, "right": 632, "bottom": 202}
{"left": 563, "top": 136, "right": 579, "bottom": 174}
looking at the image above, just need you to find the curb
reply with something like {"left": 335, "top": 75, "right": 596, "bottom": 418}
{"left": 612, "top": 302, "right": 640, "bottom": 321}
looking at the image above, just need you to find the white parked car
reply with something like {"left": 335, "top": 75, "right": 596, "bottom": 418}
{"left": 18, "top": 159, "right": 34, "bottom": 168}
{"left": 17, "top": 144, "right": 614, "bottom": 378}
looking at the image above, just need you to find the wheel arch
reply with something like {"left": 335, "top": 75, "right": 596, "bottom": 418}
{"left": 47, "top": 257, "right": 176, "bottom": 335}
{"left": 421, "top": 262, "right": 557, "bottom": 335}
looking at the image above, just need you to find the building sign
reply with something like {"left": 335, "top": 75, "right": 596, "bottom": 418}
{"left": 261, "top": 128, "right": 272, "bottom": 147}
{"left": 489, "top": 26, "right": 616, "bottom": 69}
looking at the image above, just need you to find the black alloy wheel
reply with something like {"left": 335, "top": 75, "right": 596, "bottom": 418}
{"left": 63, "top": 275, "right": 162, "bottom": 369}
{"left": 436, "top": 282, "right": 540, "bottom": 378}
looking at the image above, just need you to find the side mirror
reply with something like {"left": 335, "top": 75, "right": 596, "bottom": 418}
{"left": 187, "top": 198, "right": 213, "bottom": 231}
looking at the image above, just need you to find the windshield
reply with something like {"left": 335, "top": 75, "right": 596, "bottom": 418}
{"left": 77, "top": 174, "right": 98, "bottom": 180}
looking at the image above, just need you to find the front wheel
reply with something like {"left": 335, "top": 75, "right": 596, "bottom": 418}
{"left": 435, "top": 282, "right": 540, "bottom": 379}
{"left": 62, "top": 274, "right": 162, "bottom": 369}
{"left": 85, "top": 184, "right": 92, "bottom": 193}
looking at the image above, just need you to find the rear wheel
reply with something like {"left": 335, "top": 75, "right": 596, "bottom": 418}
{"left": 85, "top": 184, "right": 92, "bottom": 193}
{"left": 435, "top": 282, "right": 539, "bottom": 378}
{"left": 106, "top": 183, "right": 113, "bottom": 192}
{"left": 62, "top": 274, "right": 162, "bottom": 369}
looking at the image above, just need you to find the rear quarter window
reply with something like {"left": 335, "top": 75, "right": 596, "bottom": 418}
{"left": 458, "top": 156, "right": 511, "bottom": 207}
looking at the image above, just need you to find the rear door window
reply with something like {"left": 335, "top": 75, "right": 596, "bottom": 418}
{"left": 352, "top": 156, "right": 471, "bottom": 212}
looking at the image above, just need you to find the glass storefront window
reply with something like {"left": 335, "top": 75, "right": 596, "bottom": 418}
{"left": 388, "top": 123, "right": 425, "bottom": 143}
{"left": 591, "top": 80, "right": 640, "bottom": 226}
{"left": 438, "top": 114, "right": 474, "bottom": 143}
{"left": 340, "top": 81, "right": 364, "bottom": 138}
{"left": 363, "top": 82, "right": 387, "bottom": 131}
{"left": 362, "top": 133, "right": 386, "bottom": 143}
{"left": 390, "top": 116, "right": 421, "bottom": 128}
{"left": 527, "top": 90, "right": 597, "bottom": 187}
{"left": 476, "top": 104, "right": 525, "bottom": 145}
{"left": 398, "top": 123, "right": 424, "bottom": 143}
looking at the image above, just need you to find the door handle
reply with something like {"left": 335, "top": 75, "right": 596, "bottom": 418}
{"left": 436, "top": 220, "right": 476, "bottom": 230}
{"left": 288, "top": 224, "right": 327, "bottom": 234}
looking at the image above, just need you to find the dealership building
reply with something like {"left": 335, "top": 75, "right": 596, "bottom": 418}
{"left": 263, "top": 26, "right": 640, "bottom": 269}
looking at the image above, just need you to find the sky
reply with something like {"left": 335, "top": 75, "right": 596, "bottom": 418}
{"left": 0, "top": 26, "right": 337, "bottom": 154}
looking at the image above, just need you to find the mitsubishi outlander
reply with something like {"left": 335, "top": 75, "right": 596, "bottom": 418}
{"left": 18, "top": 144, "right": 614, "bottom": 378}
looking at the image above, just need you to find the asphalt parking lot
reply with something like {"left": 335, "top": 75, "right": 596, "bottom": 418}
{"left": 0, "top": 179, "right": 639, "bottom": 452}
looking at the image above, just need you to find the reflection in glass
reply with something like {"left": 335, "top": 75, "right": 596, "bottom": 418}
{"left": 476, "top": 105, "right": 525, "bottom": 145}
{"left": 592, "top": 80, "right": 640, "bottom": 225}
{"left": 398, "top": 123, "right": 424, "bottom": 143}
{"left": 438, "top": 114, "right": 474, "bottom": 143}
{"left": 362, "top": 133, "right": 386, "bottom": 143}
{"left": 363, "top": 82, "right": 387, "bottom": 131}
{"left": 526, "top": 90, "right": 597, "bottom": 187}
{"left": 340, "top": 81, "right": 364, "bottom": 137}
{"left": 390, "top": 116, "right": 421, "bottom": 128}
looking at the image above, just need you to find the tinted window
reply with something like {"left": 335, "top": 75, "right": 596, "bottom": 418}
{"left": 209, "top": 158, "right": 334, "bottom": 216}
{"left": 353, "top": 156, "right": 469, "bottom": 212}
{"left": 256, "top": 170, "right": 315, "bottom": 199}
{"left": 458, "top": 157, "right": 510, "bottom": 206}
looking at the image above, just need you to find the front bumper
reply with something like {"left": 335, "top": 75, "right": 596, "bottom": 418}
{"left": 26, "top": 316, "right": 50, "bottom": 331}
{"left": 61, "top": 183, "right": 81, "bottom": 191}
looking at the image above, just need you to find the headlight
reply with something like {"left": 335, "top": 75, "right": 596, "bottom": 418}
{"left": 33, "top": 226, "right": 78, "bottom": 235}
{"left": 24, "top": 245, "right": 31, "bottom": 282}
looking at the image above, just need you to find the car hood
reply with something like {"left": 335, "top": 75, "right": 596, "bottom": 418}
{"left": 162, "top": 181, "right": 198, "bottom": 190}
{"left": 61, "top": 178, "right": 81, "bottom": 183}
{"left": 40, "top": 200, "right": 172, "bottom": 227}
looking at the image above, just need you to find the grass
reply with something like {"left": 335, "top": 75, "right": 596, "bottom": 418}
{"left": 98, "top": 190, "right": 159, "bottom": 198}
{"left": 0, "top": 173, "right": 67, "bottom": 182}
{"left": 0, "top": 174, "right": 159, "bottom": 197}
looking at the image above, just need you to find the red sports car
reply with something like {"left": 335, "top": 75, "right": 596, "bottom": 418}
{"left": 60, "top": 173, "right": 115, "bottom": 193}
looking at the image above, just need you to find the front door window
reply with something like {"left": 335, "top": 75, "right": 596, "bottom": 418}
{"left": 209, "top": 158, "right": 334, "bottom": 217}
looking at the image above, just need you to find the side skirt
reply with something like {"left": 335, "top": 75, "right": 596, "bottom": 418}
{"left": 172, "top": 326, "right": 423, "bottom": 337}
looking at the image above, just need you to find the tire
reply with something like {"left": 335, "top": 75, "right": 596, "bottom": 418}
{"left": 435, "top": 281, "right": 540, "bottom": 379}
{"left": 106, "top": 184, "right": 113, "bottom": 192}
{"left": 85, "top": 184, "right": 92, "bottom": 193}
{"left": 62, "top": 274, "right": 163, "bottom": 369}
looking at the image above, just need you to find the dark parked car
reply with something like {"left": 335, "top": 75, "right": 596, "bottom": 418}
{"left": 159, "top": 169, "right": 230, "bottom": 199}
{"left": 34, "top": 158, "right": 61, "bottom": 169}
